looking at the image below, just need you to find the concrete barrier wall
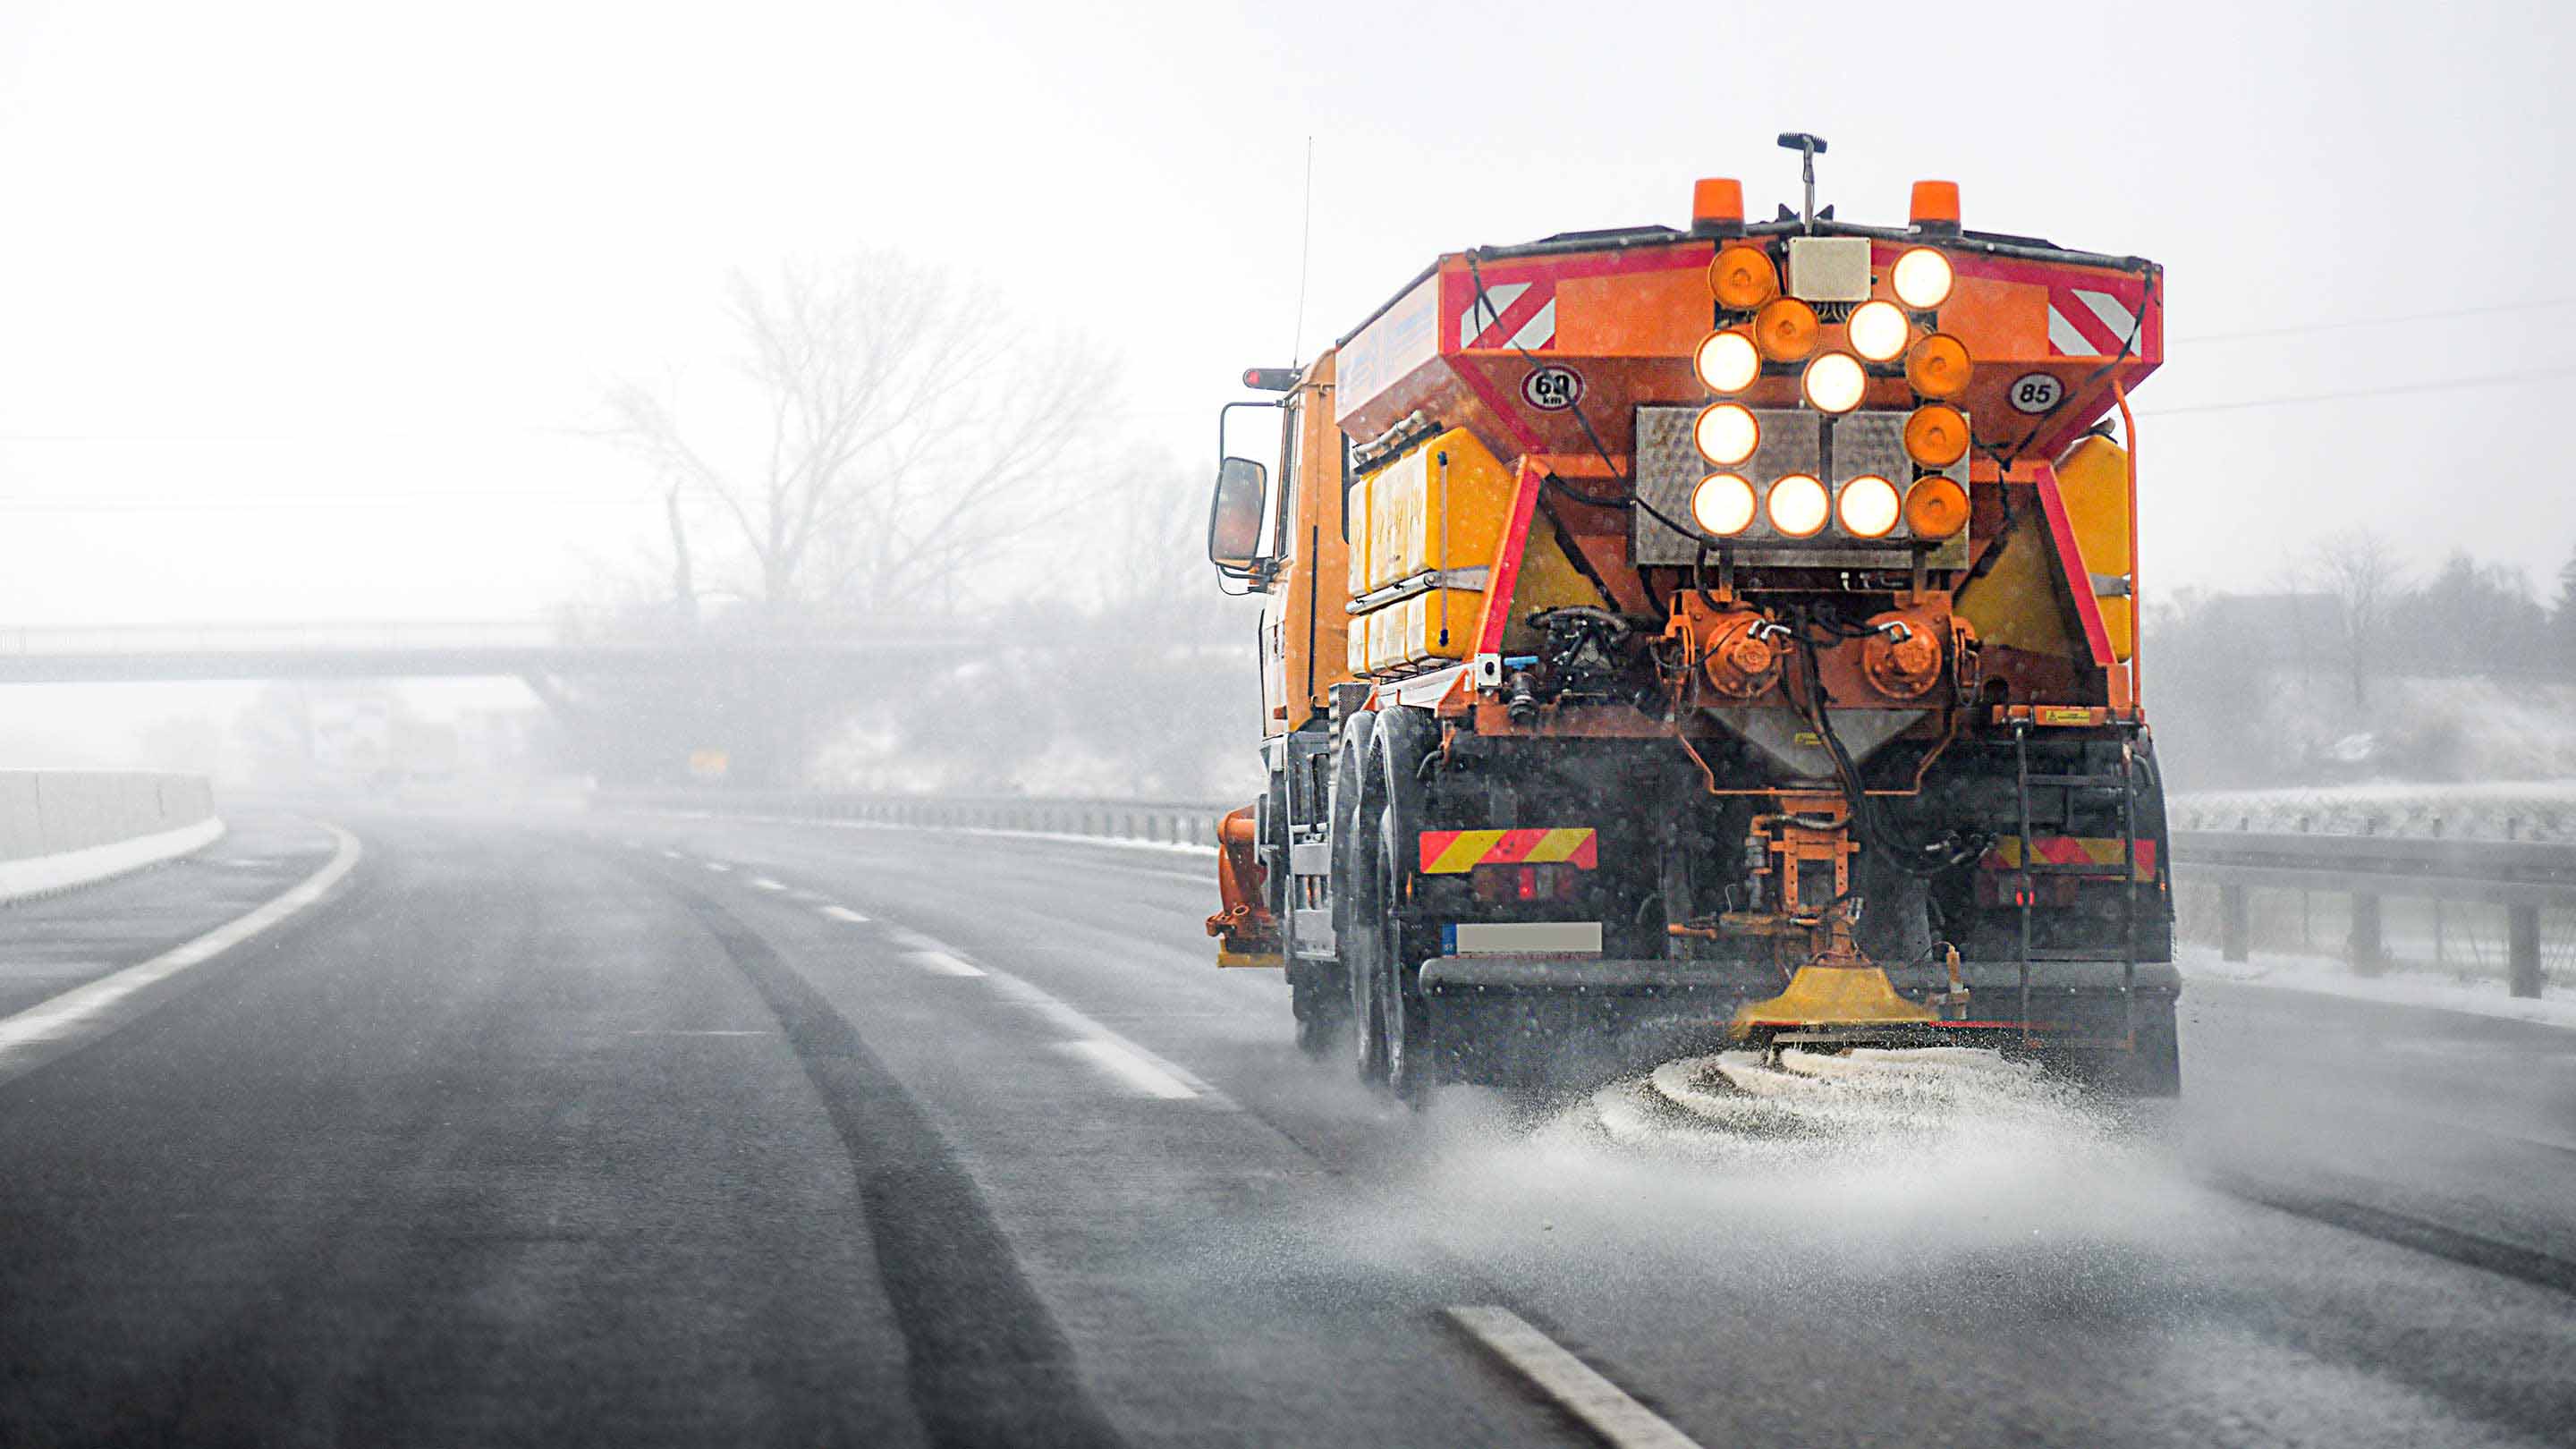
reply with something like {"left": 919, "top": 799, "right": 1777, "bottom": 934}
{"left": 0, "top": 771, "right": 217, "bottom": 863}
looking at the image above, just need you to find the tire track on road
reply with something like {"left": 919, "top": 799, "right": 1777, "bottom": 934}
{"left": 2215, "top": 1174, "right": 2576, "bottom": 1298}
{"left": 666, "top": 885, "right": 1127, "bottom": 1449}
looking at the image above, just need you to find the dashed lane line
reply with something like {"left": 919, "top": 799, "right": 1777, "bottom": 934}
{"left": 748, "top": 877, "right": 788, "bottom": 892}
{"left": 827, "top": 911, "right": 1217, "bottom": 1106}
{"left": 701, "top": 861, "right": 733, "bottom": 874}
{"left": 0, "top": 824, "right": 364, "bottom": 1087}
{"left": 904, "top": 949, "right": 987, "bottom": 979}
{"left": 716, "top": 878, "right": 1217, "bottom": 1107}
{"left": 1056, "top": 1038, "right": 1198, "bottom": 1099}
{"left": 1444, "top": 1306, "right": 1705, "bottom": 1449}
{"left": 980, "top": 971, "right": 1228, "bottom": 1106}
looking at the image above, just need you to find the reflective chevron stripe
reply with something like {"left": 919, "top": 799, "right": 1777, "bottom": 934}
{"left": 1419, "top": 827, "right": 1598, "bottom": 875}
{"left": 1983, "top": 835, "right": 2157, "bottom": 878}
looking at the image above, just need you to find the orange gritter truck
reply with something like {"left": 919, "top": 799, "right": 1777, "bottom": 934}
{"left": 1205, "top": 137, "right": 2176, "bottom": 1100}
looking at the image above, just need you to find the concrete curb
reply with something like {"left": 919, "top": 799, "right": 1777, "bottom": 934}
{"left": 0, "top": 816, "right": 228, "bottom": 904}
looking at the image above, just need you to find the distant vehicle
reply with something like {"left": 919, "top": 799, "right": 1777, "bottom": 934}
{"left": 1205, "top": 140, "right": 2178, "bottom": 1099}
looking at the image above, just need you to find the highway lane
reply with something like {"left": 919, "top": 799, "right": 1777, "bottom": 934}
{"left": 0, "top": 807, "right": 2571, "bottom": 1447}
{"left": 0, "top": 811, "right": 335, "bottom": 1021}
{"left": 594, "top": 811, "right": 2576, "bottom": 1447}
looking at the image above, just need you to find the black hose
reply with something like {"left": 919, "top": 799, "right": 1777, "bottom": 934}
{"left": 1785, "top": 608, "right": 1966, "bottom": 881}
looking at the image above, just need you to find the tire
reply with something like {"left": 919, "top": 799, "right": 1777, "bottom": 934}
{"left": 1370, "top": 708, "right": 1439, "bottom": 1107}
{"left": 1336, "top": 715, "right": 1389, "bottom": 1085}
{"left": 2055, "top": 1000, "right": 2182, "bottom": 1097}
{"left": 2127, "top": 1001, "right": 2183, "bottom": 1097}
{"left": 1289, "top": 959, "right": 1346, "bottom": 1059}
{"left": 1376, "top": 798, "right": 1436, "bottom": 1106}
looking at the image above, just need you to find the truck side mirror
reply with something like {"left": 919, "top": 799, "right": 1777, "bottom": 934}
{"left": 1208, "top": 456, "right": 1268, "bottom": 571}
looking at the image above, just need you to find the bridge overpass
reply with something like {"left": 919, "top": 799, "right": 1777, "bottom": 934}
{"left": 0, "top": 618, "right": 990, "bottom": 684}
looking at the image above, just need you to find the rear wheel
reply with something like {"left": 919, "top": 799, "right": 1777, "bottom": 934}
{"left": 1289, "top": 960, "right": 1346, "bottom": 1058}
{"left": 1376, "top": 799, "right": 1436, "bottom": 1106}
{"left": 2052, "top": 999, "right": 2182, "bottom": 1097}
{"left": 1368, "top": 708, "right": 1438, "bottom": 1107}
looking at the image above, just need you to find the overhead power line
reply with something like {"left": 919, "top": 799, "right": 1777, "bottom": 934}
{"left": 2141, "top": 363, "right": 2576, "bottom": 417}
{"left": 2174, "top": 297, "right": 2576, "bottom": 343}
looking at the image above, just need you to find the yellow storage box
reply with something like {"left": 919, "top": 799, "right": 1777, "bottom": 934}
{"left": 1364, "top": 428, "right": 1516, "bottom": 591}
{"left": 1363, "top": 588, "right": 1483, "bottom": 674}
{"left": 2054, "top": 435, "right": 2133, "bottom": 662}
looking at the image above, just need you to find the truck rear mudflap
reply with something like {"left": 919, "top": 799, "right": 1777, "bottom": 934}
{"left": 1417, "top": 954, "right": 2181, "bottom": 1091}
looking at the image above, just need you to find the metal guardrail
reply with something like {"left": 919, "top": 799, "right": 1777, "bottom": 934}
{"left": 0, "top": 616, "right": 977, "bottom": 656}
{"left": 2171, "top": 829, "right": 2574, "bottom": 998}
{"left": 611, "top": 790, "right": 2572, "bottom": 1001}
{"left": 614, "top": 789, "right": 1230, "bottom": 848}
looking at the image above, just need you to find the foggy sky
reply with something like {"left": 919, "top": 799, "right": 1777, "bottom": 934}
{"left": 0, "top": 0, "right": 2568, "bottom": 637}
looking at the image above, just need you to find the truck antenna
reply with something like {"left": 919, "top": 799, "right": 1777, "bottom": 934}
{"left": 1777, "top": 131, "right": 1826, "bottom": 233}
{"left": 1291, "top": 135, "right": 1315, "bottom": 366}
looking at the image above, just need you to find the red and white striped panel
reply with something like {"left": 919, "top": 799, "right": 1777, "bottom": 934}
{"left": 2046, "top": 284, "right": 2143, "bottom": 357}
{"left": 1457, "top": 280, "right": 1557, "bottom": 352}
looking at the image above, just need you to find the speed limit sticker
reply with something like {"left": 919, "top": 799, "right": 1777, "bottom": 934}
{"left": 2008, "top": 372, "right": 2066, "bottom": 413}
{"left": 1521, "top": 365, "right": 1583, "bottom": 411}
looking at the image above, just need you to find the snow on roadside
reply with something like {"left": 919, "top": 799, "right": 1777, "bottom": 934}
{"left": 2180, "top": 944, "right": 2576, "bottom": 1031}
{"left": 2171, "top": 780, "right": 2576, "bottom": 842}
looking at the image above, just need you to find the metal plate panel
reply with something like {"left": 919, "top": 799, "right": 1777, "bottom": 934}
{"left": 1787, "top": 236, "right": 1874, "bottom": 301}
{"left": 1632, "top": 405, "right": 1969, "bottom": 567}
{"left": 1449, "top": 921, "right": 1606, "bottom": 956}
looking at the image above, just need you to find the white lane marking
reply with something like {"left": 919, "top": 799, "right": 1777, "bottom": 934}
{"left": 904, "top": 949, "right": 987, "bottom": 979}
{"left": 659, "top": 850, "right": 683, "bottom": 860}
{"left": 983, "top": 973, "right": 1226, "bottom": 1106}
{"left": 1444, "top": 1307, "right": 1705, "bottom": 1449}
{"left": 1058, "top": 1038, "right": 1198, "bottom": 1099}
{"left": 623, "top": 1030, "right": 771, "bottom": 1037}
{"left": 748, "top": 877, "right": 787, "bottom": 892}
{"left": 818, "top": 905, "right": 870, "bottom": 924}
{"left": 862, "top": 919, "right": 1217, "bottom": 1106}
{"left": 0, "top": 824, "right": 364, "bottom": 1084}
{"left": 701, "top": 861, "right": 732, "bottom": 873}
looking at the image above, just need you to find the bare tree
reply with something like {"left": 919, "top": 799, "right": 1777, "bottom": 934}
{"left": 2307, "top": 528, "right": 2411, "bottom": 711}
{"left": 605, "top": 254, "right": 1097, "bottom": 624}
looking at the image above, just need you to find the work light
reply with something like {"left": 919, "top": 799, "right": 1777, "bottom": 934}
{"left": 1691, "top": 473, "right": 1758, "bottom": 536}
{"left": 1838, "top": 476, "right": 1902, "bottom": 538}
{"left": 1767, "top": 473, "right": 1829, "bottom": 537}
{"left": 1904, "top": 333, "right": 1971, "bottom": 400}
{"left": 1893, "top": 247, "right": 1954, "bottom": 309}
{"left": 1693, "top": 403, "right": 1759, "bottom": 466}
{"left": 1801, "top": 352, "right": 1866, "bottom": 414}
{"left": 1846, "top": 300, "right": 1910, "bottom": 362}
{"left": 1903, "top": 404, "right": 1970, "bottom": 467}
{"left": 1694, "top": 331, "right": 1761, "bottom": 393}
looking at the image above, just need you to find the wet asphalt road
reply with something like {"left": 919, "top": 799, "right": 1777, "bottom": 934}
{"left": 0, "top": 807, "right": 2571, "bottom": 1448}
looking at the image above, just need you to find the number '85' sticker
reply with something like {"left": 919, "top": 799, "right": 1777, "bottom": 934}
{"left": 1521, "top": 365, "right": 1582, "bottom": 411}
{"left": 2009, "top": 372, "right": 2065, "bottom": 413}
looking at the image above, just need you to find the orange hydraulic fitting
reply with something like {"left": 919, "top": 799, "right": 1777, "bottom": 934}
{"left": 1701, "top": 610, "right": 1786, "bottom": 699}
{"left": 1861, "top": 608, "right": 1946, "bottom": 699}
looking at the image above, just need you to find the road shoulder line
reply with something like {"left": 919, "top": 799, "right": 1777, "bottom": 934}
{"left": 1445, "top": 1306, "right": 1706, "bottom": 1449}
{"left": 0, "top": 822, "right": 361, "bottom": 1085}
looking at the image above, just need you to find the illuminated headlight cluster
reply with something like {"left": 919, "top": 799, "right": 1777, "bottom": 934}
{"left": 1687, "top": 468, "right": 1958, "bottom": 542}
{"left": 1682, "top": 240, "right": 1975, "bottom": 547}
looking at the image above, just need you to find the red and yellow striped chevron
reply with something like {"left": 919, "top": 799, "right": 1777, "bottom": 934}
{"left": 1419, "top": 828, "right": 1598, "bottom": 875}
{"left": 1982, "top": 835, "right": 2157, "bottom": 878}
